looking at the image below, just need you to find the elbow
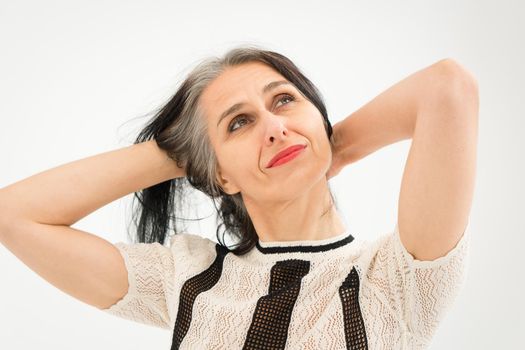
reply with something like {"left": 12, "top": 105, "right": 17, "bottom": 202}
{"left": 0, "top": 197, "right": 12, "bottom": 242}
{"left": 425, "top": 58, "right": 479, "bottom": 113}
{"left": 0, "top": 193, "right": 9, "bottom": 231}
{"left": 434, "top": 58, "right": 479, "bottom": 99}
{"left": 0, "top": 191, "right": 26, "bottom": 236}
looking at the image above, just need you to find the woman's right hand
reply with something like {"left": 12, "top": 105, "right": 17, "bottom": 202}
{"left": 148, "top": 140, "right": 186, "bottom": 180}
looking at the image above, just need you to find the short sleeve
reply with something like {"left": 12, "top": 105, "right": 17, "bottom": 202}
{"left": 365, "top": 219, "right": 471, "bottom": 347}
{"left": 101, "top": 241, "right": 176, "bottom": 330}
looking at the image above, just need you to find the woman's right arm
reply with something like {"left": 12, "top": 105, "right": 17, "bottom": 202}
{"left": 0, "top": 140, "right": 185, "bottom": 309}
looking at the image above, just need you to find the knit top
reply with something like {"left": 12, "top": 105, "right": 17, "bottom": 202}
{"left": 102, "top": 221, "right": 471, "bottom": 349}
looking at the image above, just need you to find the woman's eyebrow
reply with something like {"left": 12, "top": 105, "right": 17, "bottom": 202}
{"left": 216, "top": 80, "right": 292, "bottom": 127}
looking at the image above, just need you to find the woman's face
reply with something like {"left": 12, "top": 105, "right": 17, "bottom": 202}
{"left": 200, "top": 61, "right": 333, "bottom": 203}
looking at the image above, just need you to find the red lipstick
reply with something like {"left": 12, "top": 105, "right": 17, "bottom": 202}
{"left": 266, "top": 144, "right": 306, "bottom": 168}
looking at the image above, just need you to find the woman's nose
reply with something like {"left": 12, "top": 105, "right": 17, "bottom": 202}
{"left": 263, "top": 113, "right": 289, "bottom": 145}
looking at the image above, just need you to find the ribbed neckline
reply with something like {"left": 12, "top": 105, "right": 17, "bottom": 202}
{"left": 255, "top": 231, "right": 355, "bottom": 254}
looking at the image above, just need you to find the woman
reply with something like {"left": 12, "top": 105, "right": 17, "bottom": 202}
{"left": 0, "top": 45, "right": 478, "bottom": 349}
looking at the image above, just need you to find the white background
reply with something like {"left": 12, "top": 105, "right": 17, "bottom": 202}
{"left": 1, "top": 0, "right": 523, "bottom": 349}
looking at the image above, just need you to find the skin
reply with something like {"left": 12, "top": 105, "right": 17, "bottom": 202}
{"left": 200, "top": 61, "right": 346, "bottom": 243}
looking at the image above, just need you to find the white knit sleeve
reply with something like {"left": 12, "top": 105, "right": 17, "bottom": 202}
{"left": 101, "top": 240, "right": 176, "bottom": 330}
{"left": 365, "top": 220, "right": 471, "bottom": 347}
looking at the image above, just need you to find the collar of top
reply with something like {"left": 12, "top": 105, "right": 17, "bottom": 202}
{"left": 255, "top": 231, "right": 355, "bottom": 254}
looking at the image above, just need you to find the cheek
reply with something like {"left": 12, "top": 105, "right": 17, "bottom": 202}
{"left": 218, "top": 147, "right": 256, "bottom": 178}
{"left": 308, "top": 117, "right": 332, "bottom": 159}
{"left": 302, "top": 112, "right": 328, "bottom": 142}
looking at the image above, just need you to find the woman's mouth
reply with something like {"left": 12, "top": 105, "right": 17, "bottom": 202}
{"left": 266, "top": 145, "right": 307, "bottom": 168}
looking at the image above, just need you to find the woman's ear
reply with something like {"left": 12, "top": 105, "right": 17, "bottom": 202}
{"left": 216, "top": 169, "right": 240, "bottom": 195}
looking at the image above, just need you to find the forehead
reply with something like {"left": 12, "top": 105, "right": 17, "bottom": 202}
{"left": 200, "top": 62, "right": 289, "bottom": 120}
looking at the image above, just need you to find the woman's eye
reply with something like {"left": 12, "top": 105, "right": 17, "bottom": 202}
{"left": 228, "top": 115, "right": 249, "bottom": 133}
{"left": 275, "top": 93, "right": 295, "bottom": 108}
{"left": 227, "top": 93, "right": 296, "bottom": 133}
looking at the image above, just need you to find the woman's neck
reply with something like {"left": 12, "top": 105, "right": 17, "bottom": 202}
{"left": 245, "top": 179, "right": 346, "bottom": 243}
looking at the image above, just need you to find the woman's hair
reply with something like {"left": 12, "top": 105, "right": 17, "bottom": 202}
{"left": 128, "top": 44, "right": 336, "bottom": 255}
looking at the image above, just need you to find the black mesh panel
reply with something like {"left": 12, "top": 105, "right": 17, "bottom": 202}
{"left": 170, "top": 244, "right": 229, "bottom": 350}
{"left": 242, "top": 259, "right": 311, "bottom": 350}
{"left": 339, "top": 266, "right": 369, "bottom": 349}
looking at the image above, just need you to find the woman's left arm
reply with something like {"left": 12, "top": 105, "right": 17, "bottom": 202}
{"left": 328, "top": 58, "right": 479, "bottom": 260}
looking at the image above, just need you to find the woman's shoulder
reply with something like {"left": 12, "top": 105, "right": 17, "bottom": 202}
{"left": 168, "top": 232, "right": 219, "bottom": 253}
{"left": 167, "top": 233, "right": 227, "bottom": 269}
